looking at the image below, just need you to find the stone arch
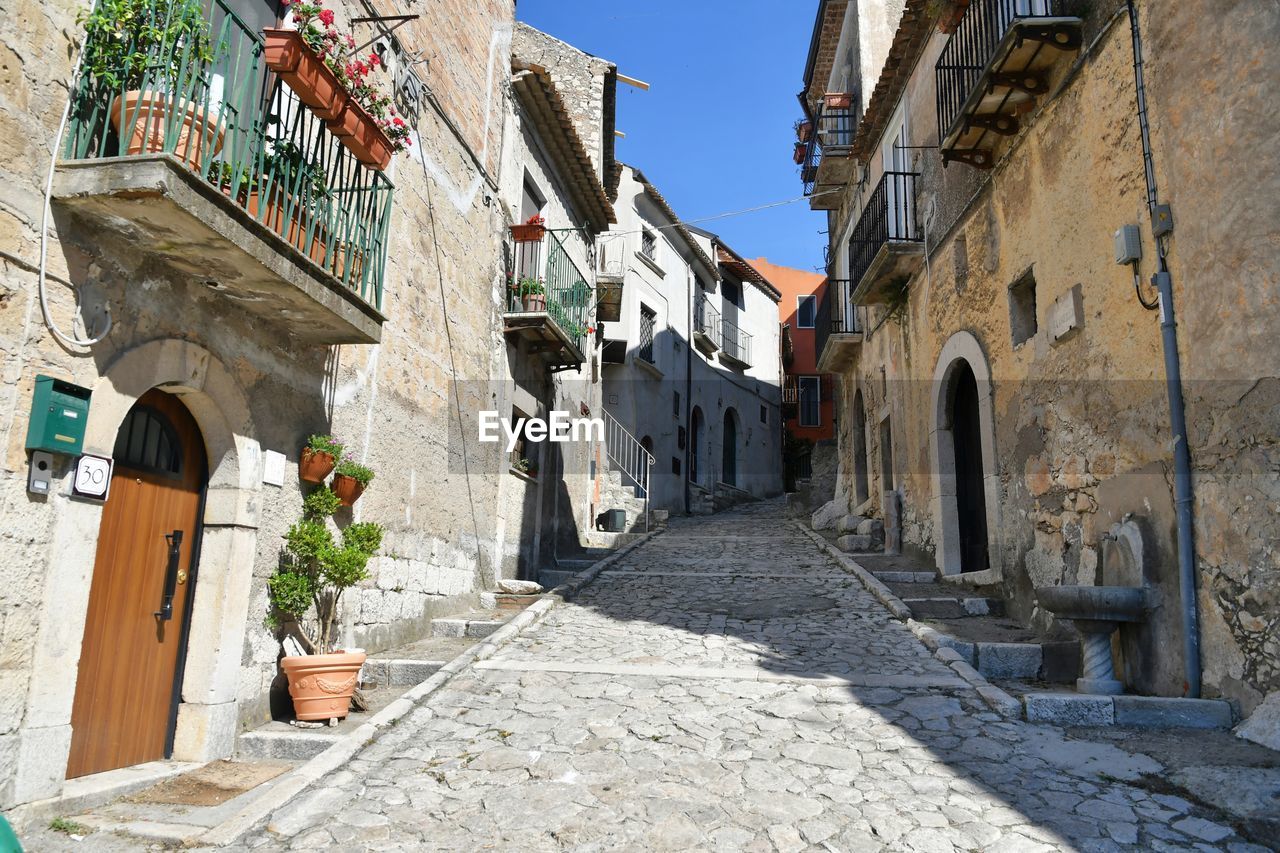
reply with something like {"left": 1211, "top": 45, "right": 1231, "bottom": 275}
{"left": 21, "top": 340, "right": 263, "bottom": 802}
{"left": 722, "top": 407, "right": 740, "bottom": 487}
{"left": 930, "top": 331, "right": 1002, "bottom": 576}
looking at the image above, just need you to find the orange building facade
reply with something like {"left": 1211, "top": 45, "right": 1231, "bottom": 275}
{"left": 752, "top": 258, "right": 834, "bottom": 442}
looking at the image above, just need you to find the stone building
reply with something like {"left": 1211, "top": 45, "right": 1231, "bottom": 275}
{"left": 0, "top": 0, "right": 622, "bottom": 810}
{"left": 796, "top": 0, "right": 1279, "bottom": 716}
{"left": 599, "top": 165, "right": 784, "bottom": 517}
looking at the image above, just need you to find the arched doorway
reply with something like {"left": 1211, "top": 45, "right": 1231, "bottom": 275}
{"left": 67, "top": 389, "right": 208, "bottom": 778}
{"left": 930, "top": 331, "right": 1000, "bottom": 576}
{"left": 852, "top": 389, "right": 870, "bottom": 506}
{"left": 722, "top": 408, "right": 738, "bottom": 487}
{"left": 950, "top": 362, "right": 989, "bottom": 573}
{"left": 690, "top": 407, "right": 703, "bottom": 486}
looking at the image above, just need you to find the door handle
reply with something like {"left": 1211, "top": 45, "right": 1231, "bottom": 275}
{"left": 155, "top": 530, "right": 184, "bottom": 621}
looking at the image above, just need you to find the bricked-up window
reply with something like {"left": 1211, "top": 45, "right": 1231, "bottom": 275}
{"left": 797, "top": 295, "right": 816, "bottom": 328}
{"left": 799, "top": 377, "right": 820, "bottom": 427}
{"left": 671, "top": 457, "right": 681, "bottom": 475}
{"left": 509, "top": 407, "right": 539, "bottom": 477}
{"left": 673, "top": 390, "right": 680, "bottom": 417}
{"left": 1009, "top": 268, "right": 1038, "bottom": 347}
{"left": 760, "top": 404, "right": 768, "bottom": 424}
{"left": 638, "top": 304, "right": 656, "bottom": 363}
{"left": 640, "top": 229, "right": 657, "bottom": 261}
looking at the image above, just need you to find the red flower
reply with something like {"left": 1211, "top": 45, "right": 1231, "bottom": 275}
{"left": 368, "top": 53, "right": 381, "bottom": 68}
{"left": 318, "top": 8, "right": 334, "bottom": 25}
{"left": 392, "top": 116, "right": 404, "bottom": 126}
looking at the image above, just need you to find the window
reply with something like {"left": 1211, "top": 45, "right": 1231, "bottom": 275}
{"left": 796, "top": 295, "right": 816, "bottom": 329}
{"left": 1009, "top": 268, "right": 1037, "bottom": 347}
{"left": 760, "top": 404, "right": 768, "bottom": 424}
{"left": 509, "top": 407, "right": 540, "bottom": 477}
{"left": 677, "top": 425, "right": 687, "bottom": 449}
{"left": 671, "top": 457, "right": 681, "bottom": 475}
{"left": 799, "top": 376, "right": 821, "bottom": 427}
{"left": 638, "top": 304, "right": 656, "bottom": 364}
{"left": 640, "top": 229, "right": 657, "bottom": 261}
{"left": 673, "top": 391, "right": 680, "bottom": 417}
{"left": 722, "top": 280, "right": 741, "bottom": 309}
{"left": 520, "top": 175, "right": 545, "bottom": 223}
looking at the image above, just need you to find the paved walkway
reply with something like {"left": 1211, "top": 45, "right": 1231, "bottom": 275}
{"left": 233, "top": 501, "right": 1261, "bottom": 852}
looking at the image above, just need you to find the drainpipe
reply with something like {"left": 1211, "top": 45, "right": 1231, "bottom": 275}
{"left": 1126, "top": 0, "right": 1200, "bottom": 697}
{"left": 683, "top": 267, "right": 694, "bottom": 515}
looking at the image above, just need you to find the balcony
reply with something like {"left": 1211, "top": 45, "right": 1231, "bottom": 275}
{"left": 800, "top": 100, "right": 858, "bottom": 211}
{"left": 815, "top": 279, "right": 863, "bottom": 373}
{"left": 719, "top": 318, "right": 752, "bottom": 369}
{"left": 693, "top": 296, "right": 721, "bottom": 355}
{"left": 935, "top": 0, "right": 1083, "bottom": 169}
{"left": 504, "top": 229, "right": 592, "bottom": 372}
{"left": 52, "top": 0, "right": 394, "bottom": 344}
{"left": 848, "top": 171, "right": 924, "bottom": 306}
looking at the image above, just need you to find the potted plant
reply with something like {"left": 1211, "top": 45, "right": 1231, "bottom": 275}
{"left": 79, "top": 0, "right": 225, "bottom": 171}
{"left": 512, "top": 457, "right": 531, "bottom": 474}
{"left": 509, "top": 213, "right": 546, "bottom": 244}
{"left": 270, "top": 487, "right": 383, "bottom": 721}
{"left": 824, "top": 92, "right": 853, "bottom": 109}
{"left": 516, "top": 277, "right": 546, "bottom": 312}
{"left": 793, "top": 141, "right": 807, "bottom": 165}
{"left": 264, "top": 1, "right": 411, "bottom": 170}
{"left": 300, "top": 434, "right": 343, "bottom": 483}
{"left": 332, "top": 456, "right": 374, "bottom": 505}
{"left": 795, "top": 118, "right": 813, "bottom": 142}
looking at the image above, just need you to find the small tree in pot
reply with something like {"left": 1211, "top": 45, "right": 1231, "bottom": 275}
{"left": 270, "top": 487, "right": 383, "bottom": 720}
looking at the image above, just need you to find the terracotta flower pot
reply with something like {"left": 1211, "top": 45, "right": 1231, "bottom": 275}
{"left": 110, "top": 91, "right": 225, "bottom": 171}
{"left": 509, "top": 223, "right": 546, "bottom": 243}
{"left": 521, "top": 294, "right": 546, "bottom": 312}
{"left": 298, "top": 448, "right": 335, "bottom": 483}
{"left": 824, "top": 92, "right": 853, "bottom": 109}
{"left": 325, "top": 100, "right": 394, "bottom": 170}
{"left": 797, "top": 120, "right": 813, "bottom": 142}
{"left": 227, "top": 187, "right": 329, "bottom": 266}
{"left": 332, "top": 473, "right": 365, "bottom": 505}
{"left": 262, "top": 29, "right": 348, "bottom": 121}
{"left": 281, "top": 651, "right": 366, "bottom": 721}
{"left": 793, "top": 142, "right": 807, "bottom": 165}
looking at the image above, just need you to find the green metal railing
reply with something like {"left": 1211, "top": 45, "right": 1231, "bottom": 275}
{"left": 62, "top": 0, "right": 393, "bottom": 309}
{"left": 509, "top": 228, "right": 592, "bottom": 352}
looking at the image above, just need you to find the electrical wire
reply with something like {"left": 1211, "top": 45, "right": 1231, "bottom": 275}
{"left": 38, "top": 0, "right": 112, "bottom": 348}
{"left": 600, "top": 187, "right": 844, "bottom": 240}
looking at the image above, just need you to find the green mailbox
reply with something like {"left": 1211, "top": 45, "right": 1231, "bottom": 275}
{"left": 26, "top": 375, "right": 91, "bottom": 455}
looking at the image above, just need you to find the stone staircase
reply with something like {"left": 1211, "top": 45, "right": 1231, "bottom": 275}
{"left": 597, "top": 466, "right": 650, "bottom": 532}
{"left": 689, "top": 481, "right": 759, "bottom": 515}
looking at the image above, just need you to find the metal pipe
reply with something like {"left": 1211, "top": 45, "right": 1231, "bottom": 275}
{"left": 1126, "top": 0, "right": 1201, "bottom": 697}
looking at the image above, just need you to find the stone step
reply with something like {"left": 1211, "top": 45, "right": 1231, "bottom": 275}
{"left": 431, "top": 617, "right": 504, "bottom": 638}
{"left": 556, "top": 558, "right": 598, "bottom": 573}
{"left": 1024, "top": 693, "right": 1234, "bottom": 729}
{"left": 236, "top": 730, "right": 341, "bottom": 762}
{"left": 872, "top": 570, "right": 937, "bottom": 583}
{"left": 538, "top": 569, "right": 576, "bottom": 588}
{"left": 901, "top": 597, "right": 1004, "bottom": 619}
{"left": 359, "top": 658, "right": 443, "bottom": 687}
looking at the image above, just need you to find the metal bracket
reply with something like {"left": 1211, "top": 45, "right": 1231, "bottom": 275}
{"left": 966, "top": 113, "right": 1020, "bottom": 136}
{"left": 989, "top": 71, "right": 1049, "bottom": 96}
{"left": 1018, "top": 24, "right": 1084, "bottom": 52}
{"left": 942, "top": 148, "right": 995, "bottom": 170}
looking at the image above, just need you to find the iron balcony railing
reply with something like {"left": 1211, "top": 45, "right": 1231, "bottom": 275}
{"left": 508, "top": 228, "right": 593, "bottom": 351}
{"left": 850, "top": 171, "right": 922, "bottom": 289}
{"left": 694, "top": 296, "right": 721, "bottom": 347}
{"left": 935, "top": 0, "right": 1064, "bottom": 140}
{"left": 63, "top": 0, "right": 394, "bottom": 308}
{"left": 800, "top": 101, "right": 857, "bottom": 196}
{"left": 814, "top": 279, "right": 861, "bottom": 360}
{"left": 721, "top": 317, "right": 752, "bottom": 366}
{"left": 603, "top": 410, "right": 654, "bottom": 530}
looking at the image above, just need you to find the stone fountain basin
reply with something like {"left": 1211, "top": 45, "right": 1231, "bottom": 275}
{"left": 1036, "top": 585, "right": 1151, "bottom": 624}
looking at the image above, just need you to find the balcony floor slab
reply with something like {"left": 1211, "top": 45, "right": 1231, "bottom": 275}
{"left": 851, "top": 241, "right": 925, "bottom": 306}
{"left": 52, "top": 155, "right": 384, "bottom": 345}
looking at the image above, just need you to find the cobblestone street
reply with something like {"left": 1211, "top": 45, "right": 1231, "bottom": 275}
{"left": 233, "top": 502, "right": 1262, "bottom": 852}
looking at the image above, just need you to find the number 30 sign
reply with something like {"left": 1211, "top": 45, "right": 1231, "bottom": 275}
{"left": 72, "top": 454, "right": 113, "bottom": 501}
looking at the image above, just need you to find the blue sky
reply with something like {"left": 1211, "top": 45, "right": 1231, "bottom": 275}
{"left": 517, "top": 0, "right": 824, "bottom": 273}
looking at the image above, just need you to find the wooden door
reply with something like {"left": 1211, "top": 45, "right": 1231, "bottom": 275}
{"left": 67, "top": 390, "right": 207, "bottom": 779}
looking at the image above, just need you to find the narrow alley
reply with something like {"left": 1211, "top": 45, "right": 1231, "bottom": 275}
{"left": 219, "top": 502, "right": 1262, "bottom": 852}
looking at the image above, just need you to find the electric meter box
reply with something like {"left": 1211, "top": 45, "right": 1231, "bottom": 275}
{"left": 26, "top": 375, "right": 91, "bottom": 455}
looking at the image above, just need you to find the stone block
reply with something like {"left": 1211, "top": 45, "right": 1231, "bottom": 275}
{"left": 836, "top": 534, "right": 874, "bottom": 553}
{"left": 431, "top": 618, "right": 468, "bottom": 638}
{"left": 810, "top": 499, "right": 846, "bottom": 531}
{"left": 235, "top": 730, "right": 340, "bottom": 762}
{"left": 464, "top": 620, "right": 504, "bottom": 638}
{"left": 903, "top": 597, "right": 963, "bottom": 619}
{"left": 1113, "top": 696, "right": 1233, "bottom": 729}
{"left": 1024, "top": 692, "right": 1114, "bottom": 726}
{"left": 855, "top": 518, "right": 884, "bottom": 538}
{"left": 977, "top": 643, "right": 1043, "bottom": 679}
{"left": 961, "top": 597, "right": 990, "bottom": 616}
{"left": 836, "top": 514, "right": 866, "bottom": 534}
{"left": 1047, "top": 284, "right": 1084, "bottom": 344}
{"left": 171, "top": 701, "right": 238, "bottom": 762}
{"left": 976, "top": 685, "right": 1024, "bottom": 719}
{"left": 1235, "top": 690, "right": 1280, "bottom": 750}
{"left": 873, "top": 571, "right": 935, "bottom": 583}
{"left": 10, "top": 724, "right": 72, "bottom": 805}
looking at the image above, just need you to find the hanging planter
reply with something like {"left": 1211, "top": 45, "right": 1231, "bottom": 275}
{"left": 331, "top": 457, "right": 374, "bottom": 506}
{"left": 298, "top": 434, "right": 343, "bottom": 483}
{"left": 509, "top": 214, "right": 546, "bottom": 243}
{"left": 796, "top": 119, "right": 813, "bottom": 142}
{"left": 793, "top": 141, "right": 807, "bottom": 165}
{"left": 824, "top": 92, "right": 853, "bottom": 109}
{"left": 596, "top": 279, "right": 623, "bottom": 322}
{"left": 262, "top": 29, "right": 348, "bottom": 121}
{"left": 325, "top": 99, "right": 394, "bottom": 170}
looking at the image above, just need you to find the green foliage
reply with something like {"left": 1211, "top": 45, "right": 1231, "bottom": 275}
{"left": 49, "top": 817, "right": 93, "bottom": 836}
{"left": 335, "top": 457, "right": 375, "bottom": 486}
{"left": 265, "top": 141, "right": 330, "bottom": 198}
{"left": 306, "top": 434, "right": 345, "bottom": 457}
{"left": 883, "top": 276, "right": 911, "bottom": 325}
{"left": 78, "top": 0, "right": 215, "bottom": 92}
{"left": 514, "top": 277, "right": 544, "bottom": 297}
{"left": 302, "top": 487, "right": 342, "bottom": 519}
{"left": 267, "top": 569, "right": 315, "bottom": 623}
{"left": 342, "top": 521, "right": 384, "bottom": 556}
